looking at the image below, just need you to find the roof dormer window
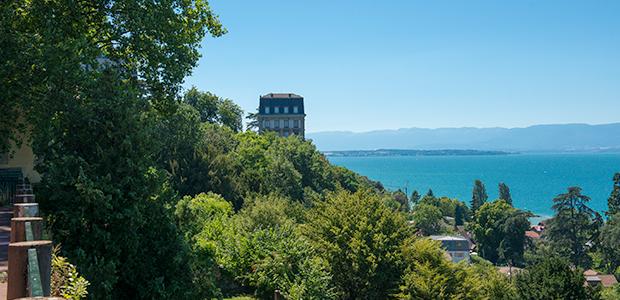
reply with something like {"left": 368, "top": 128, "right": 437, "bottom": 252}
{"left": 265, "top": 107, "right": 270, "bottom": 114}
{"left": 274, "top": 107, "right": 280, "bottom": 114}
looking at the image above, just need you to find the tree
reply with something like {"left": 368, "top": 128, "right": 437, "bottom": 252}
{"left": 454, "top": 203, "right": 466, "bottom": 226}
{"left": 412, "top": 204, "right": 444, "bottom": 235}
{"left": 608, "top": 173, "right": 620, "bottom": 216}
{"left": 183, "top": 87, "right": 243, "bottom": 132}
{"left": 410, "top": 190, "right": 421, "bottom": 207}
{"left": 304, "top": 190, "right": 410, "bottom": 299}
{"left": 246, "top": 111, "right": 260, "bottom": 132}
{"left": 471, "top": 180, "right": 488, "bottom": 214}
{"left": 544, "top": 187, "right": 602, "bottom": 268}
{"left": 393, "top": 189, "right": 410, "bottom": 212}
{"left": 208, "top": 195, "right": 335, "bottom": 299}
{"left": 2, "top": 0, "right": 227, "bottom": 297}
{"left": 499, "top": 211, "right": 531, "bottom": 267}
{"left": 602, "top": 284, "right": 620, "bottom": 300}
{"left": 471, "top": 200, "right": 529, "bottom": 264}
{"left": 598, "top": 213, "right": 620, "bottom": 275}
{"left": 399, "top": 238, "right": 515, "bottom": 299}
{"left": 36, "top": 69, "right": 197, "bottom": 299}
{"left": 217, "top": 98, "right": 244, "bottom": 132}
{"left": 174, "top": 193, "right": 233, "bottom": 298}
{"left": 2, "top": 0, "right": 226, "bottom": 140}
{"left": 426, "top": 189, "right": 435, "bottom": 198}
{"left": 515, "top": 256, "right": 596, "bottom": 300}
{"left": 499, "top": 182, "right": 513, "bottom": 206}
{"left": 399, "top": 238, "right": 478, "bottom": 299}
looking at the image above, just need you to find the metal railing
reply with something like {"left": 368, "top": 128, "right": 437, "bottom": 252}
{"left": 27, "top": 248, "right": 44, "bottom": 296}
{"left": 0, "top": 168, "right": 23, "bottom": 205}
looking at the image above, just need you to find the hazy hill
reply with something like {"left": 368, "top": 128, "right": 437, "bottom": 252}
{"left": 307, "top": 123, "right": 620, "bottom": 152}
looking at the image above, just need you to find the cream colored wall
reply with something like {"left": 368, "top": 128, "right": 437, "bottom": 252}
{"left": 0, "top": 140, "right": 41, "bottom": 183}
{"left": 257, "top": 114, "right": 306, "bottom": 138}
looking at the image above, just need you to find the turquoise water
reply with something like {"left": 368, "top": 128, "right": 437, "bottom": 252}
{"left": 328, "top": 153, "right": 620, "bottom": 218}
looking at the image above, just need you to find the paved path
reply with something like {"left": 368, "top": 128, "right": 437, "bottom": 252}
{"left": 0, "top": 207, "right": 12, "bottom": 299}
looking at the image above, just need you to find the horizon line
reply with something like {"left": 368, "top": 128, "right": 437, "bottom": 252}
{"left": 306, "top": 121, "right": 620, "bottom": 135}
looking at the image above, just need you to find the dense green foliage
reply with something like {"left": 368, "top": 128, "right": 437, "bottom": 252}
{"left": 4, "top": 0, "right": 619, "bottom": 298}
{"left": 413, "top": 194, "right": 470, "bottom": 234}
{"left": 304, "top": 190, "right": 410, "bottom": 299}
{"left": 499, "top": 182, "right": 513, "bottom": 206}
{"left": 410, "top": 190, "right": 421, "bottom": 207}
{"left": 599, "top": 213, "right": 620, "bottom": 275}
{"left": 471, "top": 179, "right": 488, "bottom": 214}
{"left": 399, "top": 238, "right": 516, "bottom": 300}
{"left": 2, "top": 0, "right": 225, "bottom": 297}
{"left": 393, "top": 189, "right": 410, "bottom": 212}
{"left": 471, "top": 200, "right": 529, "bottom": 265}
{"left": 412, "top": 203, "right": 443, "bottom": 235}
{"left": 544, "top": 187, "right": 602, "bottom": 268}
{"left": 608, "top": 173, "right": 620, "bottom": 216}
{"left": 36, "top": 70, "right": 199, "bottom": 298}
{"left": 184, "top": 87, "right": 244, "bottom": 132}
{"left": 515, "top": 256, "right": 597, "bottom": 300}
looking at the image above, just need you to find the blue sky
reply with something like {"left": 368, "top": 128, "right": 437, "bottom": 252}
{"left": 184, "top": 0, "right": 620, "bottom": 133}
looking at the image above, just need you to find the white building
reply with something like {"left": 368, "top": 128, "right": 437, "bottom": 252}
{"left": 430, "top": 235, "right": 471, "bottom": 263}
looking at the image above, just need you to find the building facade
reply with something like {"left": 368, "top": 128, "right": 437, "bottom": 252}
{"left": 257, "top": 93, "right": 305, "bottom": 138}
{"left": 430, "top": 235, "right": 471, "bottom": 263}
{"left": 1, "top": 132, "right": 40, "bottom": 204}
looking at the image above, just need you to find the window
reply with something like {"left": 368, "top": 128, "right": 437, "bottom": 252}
{"left": 265, "top": 107, "right": 270, "bottom": 114}
{"left": 283, "top": 107, "right": 289, "bottom": 114}
{"left": 274, "top": 107, "right": 280, "bottom": 114}
{"left": 263, "top": 120, "right": 270, "bottom": 128}
{"left": 293, "top": 120, "right": 299, "bottom": 128}
{"left": 275, "top": 120, "right": 280, "bottom": 128}
{"left": 284, "top": 120, "right": 289, "bottom": 128}
{"left": 293, "top": 106, "right": 299, "bottom": 114}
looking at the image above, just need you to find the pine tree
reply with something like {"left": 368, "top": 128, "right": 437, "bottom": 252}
{"left": 499, "top": 182, "right": 512, "bottom": 206}
{"left": 426, "top": 189, "right": 434, "bottom": 198}
{"left": 545, "top": 187, "right": 602, "bottom": 267}
{"left": 608, "top": 173, "right": 620, "bottom": 216}
{"left": 471, "top": 180, "right": 488, "bottom": 214}
{"left": 455, "top": 203, "right": 465, "bottom": 226}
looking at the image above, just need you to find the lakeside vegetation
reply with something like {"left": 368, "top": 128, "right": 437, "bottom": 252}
{"left": 2, "top": 1, "right": 620, "bottom": 299}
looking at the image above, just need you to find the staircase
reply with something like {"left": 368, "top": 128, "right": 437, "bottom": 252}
{"left": 0, "top": 207, "right": 11, "bottom": 269}
{"left": 0, "top": 206, "right": 12, "bottom": 298}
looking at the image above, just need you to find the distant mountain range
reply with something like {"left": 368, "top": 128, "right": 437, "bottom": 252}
{"left": 307, "top": 123, "right": 620, "bottom": 152}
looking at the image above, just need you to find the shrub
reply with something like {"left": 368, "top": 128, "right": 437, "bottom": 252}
{"left": 51, "top": 247, "right": 90, "bottom": 300}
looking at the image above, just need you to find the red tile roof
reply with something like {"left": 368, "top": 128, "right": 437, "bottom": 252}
{"left": 598, "top": 275, "right": 618, "bottom": 287}
{"left": 525, "top": 231, "right": 541, "bottom": 239}
{"left": 584, "top": 269, "right": 598, "bottom": 276}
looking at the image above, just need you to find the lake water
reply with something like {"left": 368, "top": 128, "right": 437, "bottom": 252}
{"left": 328, "top": 153, "right": 620, "bottom": 219}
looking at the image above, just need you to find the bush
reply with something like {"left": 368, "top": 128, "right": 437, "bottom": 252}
{"left": 51, "top": 247, "right": 90, "bottom": 299}
{"left": 304, "top": 190, "right": 410, "bottom": 299}
{"left": 399, "top": 238, "right": 516, "bottom": 300}
{"left": 515, "top": 255, "right": 595, "bottom": 299}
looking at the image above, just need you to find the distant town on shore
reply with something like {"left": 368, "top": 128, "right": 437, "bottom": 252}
{"left": 324, "top": 149, "right": 512, "bottom": 157}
